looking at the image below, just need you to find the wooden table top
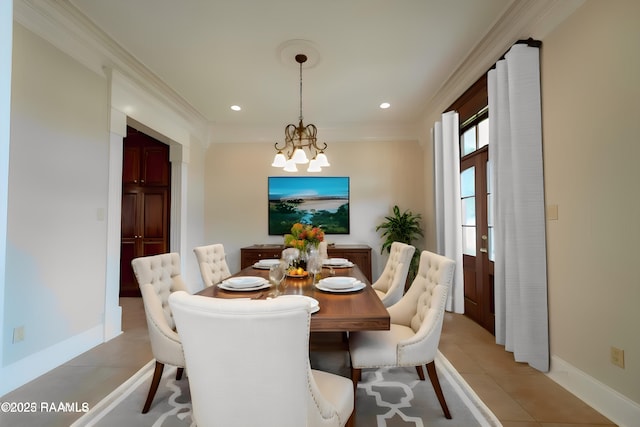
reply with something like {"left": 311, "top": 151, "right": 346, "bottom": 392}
{"left": 196, "top": 265, "right": 390, "bottom": 332}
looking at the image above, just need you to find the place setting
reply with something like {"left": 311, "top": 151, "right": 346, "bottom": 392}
{"left": 252, "top": 258, "right": 281, "bottom": 269}
{"left": 217, "top": 275, "right": 271, "bottom": 292}
{"left": 322, "top": 257, "right": 354, "bottom": 268}
{"left": 315, "top": 275, "right": 365, "bottom": 293}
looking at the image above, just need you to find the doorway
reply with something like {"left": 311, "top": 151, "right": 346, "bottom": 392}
{"left": 460, "top": 123, "right": 495, "bottom": 334}
{"left": 119, "top": 126, "right": 171, "bottom": 297}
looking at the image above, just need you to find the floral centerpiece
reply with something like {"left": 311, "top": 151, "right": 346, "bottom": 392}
{"left": 284, "top": 223, "right": 325, "bottom": 252}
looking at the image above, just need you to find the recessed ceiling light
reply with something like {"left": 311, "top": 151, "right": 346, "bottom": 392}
{"left": 230, "top": 105, "right": 241, "bottom": 111}
{"left": 379, "top": 102, "right": 390, "bottom": 109}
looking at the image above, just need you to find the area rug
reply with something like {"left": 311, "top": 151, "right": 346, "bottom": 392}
{"left": 72, "top": 351, "right": 501, "bottom": 427}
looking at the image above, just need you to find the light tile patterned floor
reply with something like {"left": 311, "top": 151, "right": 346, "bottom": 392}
{"left": 439, "top": 313, "right": 616, "bottom": 427}
{"left": 0, "top": 298, "right": 616, "bottom": 427}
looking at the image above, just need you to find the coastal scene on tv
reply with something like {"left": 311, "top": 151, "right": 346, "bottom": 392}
{"left": 268, "top": 177, "right": 350, "bottom": 235}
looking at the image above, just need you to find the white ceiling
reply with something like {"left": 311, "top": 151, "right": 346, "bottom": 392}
{"left": 60, "top": 0, "right": 519, "bottom": 144}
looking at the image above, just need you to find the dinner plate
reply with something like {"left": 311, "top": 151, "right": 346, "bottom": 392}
{"left": 319, "top": 276, "right": 358, "bottom": 289}
{"left": 277, "top": 295, "right": 320, "bottom": 313}
{"left": 323, "top": 258, "right": 349, "bottom": 265}
{"left": 253, "top": 259, "right": 281, "bottom": 269}
{"left": 218, "top": 280, "right": 270, "bottom": 292}
{"left": 253, "top": 262, "right": 275, "bottom": 269}
{"left": 314, "top": 281, "right": 365, "bottom": 293}
{"left": 322, "top": 260, "right": 354, "bottom": 268}
{"left": 224, "top": 276, "right": 266, "bottom": 288}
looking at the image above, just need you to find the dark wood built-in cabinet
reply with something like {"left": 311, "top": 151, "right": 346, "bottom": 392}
{"left": 120, "top": 127, "right": 171, "bottom": 297}
{"left": 240, "top": 244, "right": 372, "bottom": 282}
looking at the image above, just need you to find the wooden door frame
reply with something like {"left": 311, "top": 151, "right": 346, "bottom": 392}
{"left": 103, "top": 110, "right": 187, "bottom": 340}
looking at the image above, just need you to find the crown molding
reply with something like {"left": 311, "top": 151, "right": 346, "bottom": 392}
{"left": 14, "top": 0, "right": 583, "bottom": 147}
{"left": 14, "top": 0, "right": 209, "bottom": 144}
{"left": 421, "top": 0, "right": 584, "bottom": 125}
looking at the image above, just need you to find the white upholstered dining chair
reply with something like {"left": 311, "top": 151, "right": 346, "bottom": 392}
{"left": 371, "top": 241, "right": 415, "bottom": 307}
{"left": 131, "top": 252, "right": 187, "bottom": 413}
{"left": 349, "top": 250, "right": 455, "bottom": 419}
{"left": 318, "top": 241, "right": 328, "bottom": 259}
{"left": 193, "top": 243, "right": 232, "bottom": 287}
{"left": 169, "top": 291, "right": 354, "bottom": 427}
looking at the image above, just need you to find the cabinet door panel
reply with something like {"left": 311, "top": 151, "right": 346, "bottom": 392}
{"left": 143, "top": 147, "right": 170, "bottom": 186}
{"left": 120, "top": 241, "right": 138, "bottom": 297}
{"left": 122, "top": 146, "right": 141, "bottom": 184}
{"left": 142, "top": 241, "right": 166, "bottom": 256}
{"left": 143, "top": 191, "right": 167, "bottom": 238}
{"left": 121, "top": 192, "right": 138, "bottom": 238}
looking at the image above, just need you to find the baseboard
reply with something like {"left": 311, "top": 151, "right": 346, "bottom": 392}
{"left": 547, "top": 355, "right": 640, "bottom": 427}
{"left": 0, "top": 324, "right": 103, "bottom": 396}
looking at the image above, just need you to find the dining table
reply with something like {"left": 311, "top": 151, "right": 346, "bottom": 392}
{"left": 196, "top": 262, "right": 390, "bottom": 333}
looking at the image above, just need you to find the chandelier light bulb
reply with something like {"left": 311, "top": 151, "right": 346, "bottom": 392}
{"left": 292, "top": 147, "right": 309, "bottom": 164}
{"left": 283, "top": 158, "right": 298, "bottom": 172}
{"left": 307, "top": 158, "right": 322, "bottom": 172}
{"left": 316, "top": 152, "right": 330, "bottom": 167}
{"left": 271, "top": 152, "right": 287, "bottom": 167}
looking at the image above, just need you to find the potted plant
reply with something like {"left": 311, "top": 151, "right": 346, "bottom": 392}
{"left": 375, "top": 205, "right": 424, "bottom": 287}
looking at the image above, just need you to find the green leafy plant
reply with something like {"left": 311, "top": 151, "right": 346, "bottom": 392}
{"left": 375, "top": 205, "right": 424, "bottom": 285}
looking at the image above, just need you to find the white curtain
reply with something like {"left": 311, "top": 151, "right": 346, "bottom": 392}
{"left": 489, "top": 44, "right": 549, "bottom": 372}
{"left": 434, "top": 111, "right": 464, "bottom": 313}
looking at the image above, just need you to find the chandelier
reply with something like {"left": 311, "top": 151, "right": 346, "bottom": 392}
{"left": 271, "top": 54, "right": 330, "bottom": 172}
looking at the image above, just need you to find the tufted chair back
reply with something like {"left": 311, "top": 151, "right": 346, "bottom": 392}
{"left": 388, "top": 250, "right": 455, "bottom": 365}
{"left": 169, "top": 291, "right": 354, "bottom": 427}
{"left": 193, "top": 243, "right": 232, "bottom": 288}
{"left": 371, "top": 242, "right": 415, "bottom": 307}
{"left": 131, "top": 252, "right": 187, "bottom": 413}
{"left": 349, "top": 250, "right": 455, "bottom": 420}
{"left": 318, "top": 241, "right": 328, "bottom": 259}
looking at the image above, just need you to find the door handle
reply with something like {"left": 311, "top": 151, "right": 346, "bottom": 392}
{"left": 480, "top": 248, "right": 488, "bottom": 253}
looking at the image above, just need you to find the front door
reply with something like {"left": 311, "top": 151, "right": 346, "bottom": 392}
{"left": 460, "top": 127, "right": 495, "bottom": 334}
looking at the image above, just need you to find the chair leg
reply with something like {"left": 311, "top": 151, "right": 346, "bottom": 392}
{"left": 350, "top": 367, "right": 361, "bottom": 391}
{"left": 346, "top": 411, "right": 355, "bottom": 427}
{"left": 176, "top": 367, "right": 184, "bottom": 380}
{"left": 426, "top": 361, "right": 452, "bottom": 419}
{"left": 348, "top": 367, "right": 360, "bottom": 427}
{"left": 142, "top": 361, "right": 165, "bottom": 414}
{"left": 415, "top": 364, "right": 425, "bottom": 380}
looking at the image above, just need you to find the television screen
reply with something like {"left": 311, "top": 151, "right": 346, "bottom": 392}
{"left": 268, "top": 176, "right": 350, "bottom": 235}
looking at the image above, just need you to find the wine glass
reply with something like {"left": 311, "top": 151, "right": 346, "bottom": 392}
{"left": 307, "top": 252, "right": 323, "bottom": 286}
{"left": 268, "top": 261, "right": 286, "bottom": 297}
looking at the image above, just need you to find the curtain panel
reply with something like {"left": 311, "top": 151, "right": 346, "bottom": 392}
{"left": 488, "top": 44, "right": 549, "bottom": 372}
{"left": 434, "top": 111, "right": 464, "bottom": 313}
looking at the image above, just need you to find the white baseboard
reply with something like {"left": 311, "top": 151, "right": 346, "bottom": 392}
{"left": 547, "top": 355, "right": 640, "bottom": 427}
{"left": 0, "top": 324, "right": 103, "bottom": 396}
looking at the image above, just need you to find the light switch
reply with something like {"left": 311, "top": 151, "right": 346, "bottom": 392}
{"left": 547, "top": 204, "right": 558, "bottom": 221}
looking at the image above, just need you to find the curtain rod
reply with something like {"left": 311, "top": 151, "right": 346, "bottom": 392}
{"left": 504, "top": 37, "right": 542, "bottom": 58}
{"left": 493, "top": 38, "right": 542, "bottom": 66}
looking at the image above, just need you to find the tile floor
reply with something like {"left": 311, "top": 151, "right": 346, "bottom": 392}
{"left": 0, "top": 298, "right": 616, "bottom": 427}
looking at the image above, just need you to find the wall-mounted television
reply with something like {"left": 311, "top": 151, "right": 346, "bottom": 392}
{"left": 268, "top": 176, "right": 350, "bottom": 235}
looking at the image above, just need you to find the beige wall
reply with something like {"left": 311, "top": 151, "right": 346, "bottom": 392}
{"left": 542, "top": 0, "right": 639, "bottom": 402}
{"left": 4, "top": 24, "right": 109, "bottom": 370}
{"left": 201, "top": 139, "right": 426, "bottom": 286}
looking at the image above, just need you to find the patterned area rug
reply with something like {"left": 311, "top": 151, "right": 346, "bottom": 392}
{"left": 72, "top": 351, "right": 500, "bottom": 427}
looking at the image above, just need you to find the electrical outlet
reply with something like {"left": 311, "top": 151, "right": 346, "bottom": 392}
{"left": 610, "top": 346, "right": 625, "bottom": 369}
{"left": 13, "top": 326, "right": 24, "bottom": 343}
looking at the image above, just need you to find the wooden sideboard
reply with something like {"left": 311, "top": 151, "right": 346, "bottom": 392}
{"left": 240, "top": 244, "right": 373, "bottom": 282}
